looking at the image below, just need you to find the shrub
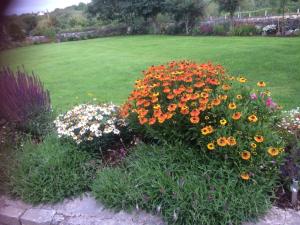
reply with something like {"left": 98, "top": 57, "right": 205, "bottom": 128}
{"left": 54, "top": 103, "right": 133, "bottom": 154}
{"left": 212, "top": 24, "right": 228, "bottom": 36}
{"left": 10, "top": 135, "right": 97, "bottom": 204}
{"left": 278, "top": 108, "right": 300, "bottom": 183}
{"left": 92, "top": 144, "right": 276, "bottom": 225}
{"left": 120, "top": 61, "right": 285, "bottom": 181}
{"left": 198, "top": 23, "right": 214, "bottom": 35}
{"left": 233, "top": 23, "right": 260, "bottom": 36}
{"left": 262, "top": 24, "right": 277, "bottom": 35}
{"left": 0, "top": 67, "right": 52, "bottom": 137}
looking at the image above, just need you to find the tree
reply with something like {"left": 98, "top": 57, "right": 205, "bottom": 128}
{"left": 215, "top": 0, "right": 243, "bottom": 30}
{"left": 132, "top": 0, "right": 166, "bottom": 33}
{"left": 166, "top": 0, "right": 205, "bottom": 34}
{"left": 88, "top": 0, "right": 129, "bottom": 23}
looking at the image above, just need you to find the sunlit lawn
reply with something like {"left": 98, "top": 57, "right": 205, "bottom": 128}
{"left": 1, "top": 35, "right": 299, "bottom": 110}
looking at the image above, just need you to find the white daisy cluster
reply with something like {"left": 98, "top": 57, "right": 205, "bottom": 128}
{"left": 278, "top": 107, "right": 300, "bottom": 137}
{"left": 54, "top": 104, "right": 126, "bottom": 144}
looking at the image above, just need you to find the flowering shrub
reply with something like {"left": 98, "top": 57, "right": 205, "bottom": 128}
{"left": 120, "top": 60, "right": 285, "bottom": 180}
{"left": 278, "top": 108, "right": 300, "bottom": 181}
{"left": 262, "top": 24, "right": 277, "bottom": 35}
{"left": 0, "top": 67, "right": 52, "bottom": 136}
{"left": 54, "top": 104, "right": 132, "bottom": 153}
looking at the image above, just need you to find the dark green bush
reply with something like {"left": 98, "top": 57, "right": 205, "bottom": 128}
{"left": 92, "top": 144, "right": 277, "bottom": 225}
{"left": 10, "top": 135, "right": 98, "bottom": 204}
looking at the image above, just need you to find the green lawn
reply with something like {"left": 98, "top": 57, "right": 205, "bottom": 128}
{"left": 0, "top": 35, "right": 299, "bottom": 110}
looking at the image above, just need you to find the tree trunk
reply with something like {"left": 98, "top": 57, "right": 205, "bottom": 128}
{"left": 230, "top": 12, "right": 234, "bottom": 33}
{"left": 282, "top": 4, "right": 285, "bottom": 36}
{"left": 185, "top": 15, "right": 190, "bottom": 35}
{"left": 152, "top": 16, "right": 159, "bottom": 34}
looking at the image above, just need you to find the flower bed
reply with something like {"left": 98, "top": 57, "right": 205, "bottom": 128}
{"left": 120, "top": 60, "right": 284, "bottom": 181}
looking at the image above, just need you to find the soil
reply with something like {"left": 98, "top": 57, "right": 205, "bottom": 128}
{"left": 274, "top": 186, "right": 300, "bottom": 210}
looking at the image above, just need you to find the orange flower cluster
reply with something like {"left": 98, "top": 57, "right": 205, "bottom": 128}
{"left": 120, "top": 60, "right": 284, "bottom": 182}
{"left": 120, "top": 61, "right": 226, "bottom": 125}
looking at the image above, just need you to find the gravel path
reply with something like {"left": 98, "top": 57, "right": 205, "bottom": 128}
{"left": 0, "top": 193, "right": 300, "bottom": 225}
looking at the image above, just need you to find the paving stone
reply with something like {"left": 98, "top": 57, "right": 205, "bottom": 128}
{"left": 50, "top": 214, "right": 65, "bottom": 225}
{"left": 51, "top": 194, "right": 104, "bottom": 217}
{"left": 20, "top": 209, "right": 56, "bottom": 225}
{"left": 0, "top": 206, "right": 24, "bottom": 225}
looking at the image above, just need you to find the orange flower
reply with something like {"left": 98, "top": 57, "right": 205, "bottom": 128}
{"left": 241, "top": 151, "right": 251, "bottom": 160}
{"left": 180, "top": 108, "right": 190, "bottom": 115}
{"left": 149, "top": 117, "right": 156, "bottom": 125}
{"left": 178, "top": 101, "right": 186, "bottom": 108}
{"left": 217, "top": 137, "right": 227, "bottom": 147}
{"left": 158, "top": 114, "right": 167, "bottom": 123}
{"left": 190, "top": 116, "right": 200, "bottom": 124}
{"left": 167, "top": 94, "right": 175, "bottom": 100}
{"left": 200, "top": 92, "right": 209, "bottom": 98}
{"left": 144, "top": 101, "right": 150, "bottom": 107}
{"left": 186, "top": 87, "right": 194, "bottom": 93}
{"left": 222, "top": 84, "right": 231, "bottom": 91}
{"left": 190, "top": 93, "right": 200, "bottom": 100}
{"left": 168, "top": 104, "right": 177, "bottom": 112}
{"left": 199, "top": 98, "right": 209, "bottom": 104}
{"left": 240, "top": 172, "right": 250, "bottom": 180}
{"left": 254, "top": 135, "right": 264, "bottom": 143}
{"left": 228, "top": 102, "right": 237, "bottom": 110}
{"left": 227, "top": 136, "right": 236, "bottom": 146}
{"left": 139, "top": 117, "right": 148, "bottom": 125}
{"left": 163, "top": 87, "right": 171, "bottom": 93}
{"left": 151, "top": 97, "right": 158, "bottom": 103}
{"left": 257, "top": 81, "right": 266, "bottom": 87}
{"left": 194, "top": 82, "right": 205, "bottom": 88}
{"left": 181, "top": 95, "right": 190, "bottom": 102}
{"left": 232, "top": 112, "right": 242, "bottom": 120}
{"left": 248, "top": 115, "right": 258, "bottom": 122}
{"left": 212, "top": 98, "right": 221, "bottom": 106}
{"left": 190, "top": 109, "right": 200, "bottom": 117}
{"left": 201, "top": 125, "right": 214, "bottom": 135}
{"left": 267, "top": 147, "right": 279, "bottom": 157}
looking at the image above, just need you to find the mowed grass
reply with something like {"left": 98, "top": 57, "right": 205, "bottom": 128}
{"left": 0, "top": 35, "right": 299, "bottom": 110}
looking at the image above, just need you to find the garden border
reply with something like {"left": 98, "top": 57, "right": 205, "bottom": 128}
{"left": 1, "top": 193, "right": 300, "bottom": 225}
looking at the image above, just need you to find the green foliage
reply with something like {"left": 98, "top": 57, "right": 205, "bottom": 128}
{"left": 233, "top": 23, "right": 260, "bottom": 36}
{"left": 165, "top": 0, "right": 205, "bottom": 34}
{"left": 92, "top": 144, "right": 277, "bottom": 225}
{"left": 10, "top": 135, "right": 98, "bottom": 204}
{"left": 215, "top": 0, "right": 244, "bottom": 17}
{"left": 213, "top": 23, "right": 228, "bottom": 35}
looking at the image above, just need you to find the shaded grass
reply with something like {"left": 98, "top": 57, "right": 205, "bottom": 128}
{"left": 0, "top": 35, "right": 299, "bottom": 110}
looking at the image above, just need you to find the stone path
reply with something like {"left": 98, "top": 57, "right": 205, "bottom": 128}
{"left": 0, "top": 193, "right": 300, "bottom": 225}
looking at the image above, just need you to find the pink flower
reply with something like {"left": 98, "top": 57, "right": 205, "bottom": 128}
{"left": 250, "top": 93, "right": 257, "bottom": 100}
{"left": 266, "top": 97, "right": 277, "bottom": 109}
